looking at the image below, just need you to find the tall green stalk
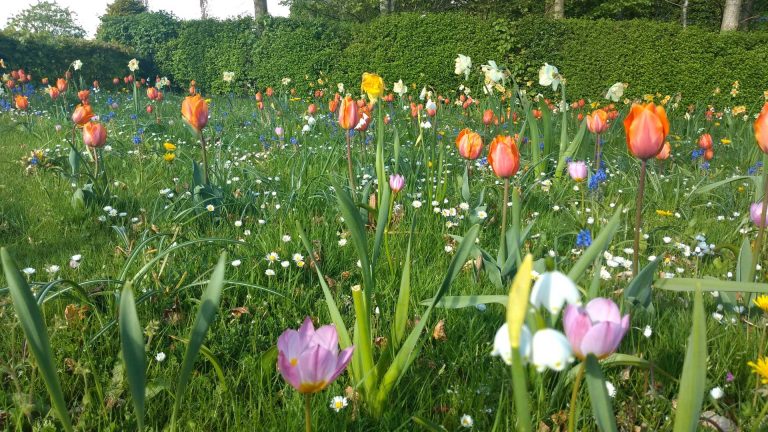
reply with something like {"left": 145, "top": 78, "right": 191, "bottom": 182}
{"left": 633, "top": 159, "right": 648, "bottom": 277}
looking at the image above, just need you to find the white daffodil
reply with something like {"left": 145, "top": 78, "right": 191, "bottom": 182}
{"left": 538, "top": 63, "right": 560, "bottom": 91}
{"left": 128, "top": 58, "right": 140, "bottom": 72}
{"left": 337, "top": 82, "right": 345, "bottom": 94}
{"left": 281, "top": 77, "right": 291, "bottom": 86}
{"left": 454, "top": 54, "right": 472, "bottom": 80}
{"left": 529, "top": 271, "right": 581, "bottom": 314}
{"left": 222, "top": 71, "right": 235, "bottom": 82}
{"left": 606, "top": 82, "right": 627, "bottom": 102}
{"left": 531, "top": 329, "right": 573, "bottom": 372}
{"left": 491, "top": 323, "right": 531, "bottom": 365}
{"left": 72, "top": 59, "right": 83, "bottom": 71}
{"left": 481, "top": 60, "right": 504, "bottom": 84}
{"left": 419, "top": 86, "right": 428, "bottom": 101}
{"left": 425, "top": 99, "right": 437, "bottom": 112}
{"left": 393, "top": 79, "right": 407, "bottom": 97}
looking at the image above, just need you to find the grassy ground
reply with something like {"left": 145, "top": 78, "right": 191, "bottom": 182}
{"left": 0, "top": 87, "right": 765, "bottom": 431}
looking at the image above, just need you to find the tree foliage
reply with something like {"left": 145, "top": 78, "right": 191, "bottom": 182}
{"left": 104, "top": 0, "right": 148, "bottom": 16}
{"left": 4, "top": 1, "right": 86, "bottom": 39}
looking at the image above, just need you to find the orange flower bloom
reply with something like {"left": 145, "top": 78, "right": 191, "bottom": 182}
{"left": 337, "top": 96, "right": 358, "bottom": 130}
{"left": 755, "top": 103, "right": 768, "bottom": 154}
{"left": 587, "top": 109, "right": 608, "bottom": 134}
{"left": 181, "top": 94, "right": 209, "bottom": 133}
{"left": 488, "top": 135, "right": 520, "bottom": 178}
{"left": 147, "top": 87, "right": 159, "bottom": 101}
{"left": 48, "top": 86, "right": 60, "bottom": 100}
{"left": 15, "top": 95, "right": 29, "bottom": 110}
{"left": 71, "top": 104, "right": 94, "bottom": 126}
{"left": 56, "top": 78, "right": 67, "bottom": 93}
{"left": 456, "top": 128, "right": 483, "bottom": 160}
{"left": 623, "top": 103, "right": 669, "bottom": 160}
{"left": 482, "top": 109, "right": 495, "bottom": 126}
{"left": 82, "top": 122, "right": 107, "bottom": 148}
{"left": 655, "top": 141, "right": 671, "bottom": 160}
{"left": 77, "top": 89, "right": 90, "bottom": 104}
{"left": 698, "top": 133, "right": 713, "bottom": 150}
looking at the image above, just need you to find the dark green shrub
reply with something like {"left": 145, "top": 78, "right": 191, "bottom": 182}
{"left": 96, "top": 12, "right": 180, "bottom": 58}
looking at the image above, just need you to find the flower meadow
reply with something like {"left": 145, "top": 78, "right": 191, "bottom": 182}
{"left": 3, "top": 55, "right": 768, "bottom": 432}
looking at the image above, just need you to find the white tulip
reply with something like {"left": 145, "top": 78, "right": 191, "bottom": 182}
{"left": 529, "top": 271, "right": 581, "bottom": 314}
{"left": 531, "top": 329, "right": 573, "bottom": 372}
{"left": 491, "top": 323, "right": 531, "bottom": 365}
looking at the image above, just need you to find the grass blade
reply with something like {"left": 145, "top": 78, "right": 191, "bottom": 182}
{"left": 623, "top": 257, "right": 660, "bottom": 310}
{"left": 171, "top": 252, "right": 227, "bottom": 431}
{"left": 119, "top": 280, "right": 146, "bottom": 431}
{"left": 584, "top": 354, "right": 619, "bottom": 432}
{"left": 568, "top": 206, "right": 622, "bottom": 282}
{"left": 672, "top": 287, "right": 707, "bottom": 432}
{"left": 1, "top": 247, "right": 73, "bottom": 432}
{"left": 393, "top": 216, "right": 415, "bottom": 348}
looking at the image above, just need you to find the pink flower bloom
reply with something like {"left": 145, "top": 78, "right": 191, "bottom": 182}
{"left": 277, "top": 317, "right": 354, "bottom": 394}
{"left": 563, "top": 298, "right": 629, "bottom": 360}
{"left": 389, "top": 174, "right": 405, "bottom": 193}
{"left": 567, "top": 161, "right": 588, "bottom": 182}
{"left": 751, "top": 202, "right": 768, "bottom": 227}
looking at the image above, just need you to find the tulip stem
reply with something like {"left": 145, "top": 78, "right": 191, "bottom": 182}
{"left": 567, "top": 361, "right": 586, "bottom": 432}
{"left": 633, "top": 159, "right": 648, "bottom": 277}
{"left": 304, "top": 394, "right": 312, "bottom": 432}
{"left": 500, "top": 178, "right": 510, "bottom": 262}
{"left": 593, "top": 133, "right": 601, "bottom": 171}
{"left": 752, "top": 158, "right": 768, "bottom": 282}
{"left": 199, "top": 132, "right": 210, "bottom": 185}
{"left": 346, "top": 131, "right": 356, "bottom": 194}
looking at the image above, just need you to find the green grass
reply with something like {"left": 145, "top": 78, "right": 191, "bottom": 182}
{"left": 0, "top": 85, "right": 765, "bottom": 431}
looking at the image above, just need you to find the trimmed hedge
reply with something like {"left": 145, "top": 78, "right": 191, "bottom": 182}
{"left": 96, "top": 12, "right": 180, "bottom": 58}
{"left": 0, "top": 33, "right": 154, "bottom": 82}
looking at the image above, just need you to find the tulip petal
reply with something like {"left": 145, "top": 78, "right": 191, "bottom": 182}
{"left": 312, "top": 325, "right": 339, "bottom": 353}
{"left": 584, "top": 297, "right": 622, "bottom": 324}
{"left": 579, "top": 321, "right": 625, "bottom": 359}
{"left": 276, "top": 351, "right": 302, "bottom": 391}
{"left": 328, "top": 346, "right": 355, "bottom": 383}
{"left": 563, "top": 304, "right": 592, "bottom": 359}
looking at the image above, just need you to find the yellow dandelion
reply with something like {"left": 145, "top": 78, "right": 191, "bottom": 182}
{"left": 738, "top": 186, "right": 746, "bottom": 193}
{"left": 164, "top": 153, "right": 175, "bottom": 162}
{"left": 748, "top": 357, "right": 768, "bottom": 384}
{"left": 720, "top": 138, "right": 731, "bottom": 145}
{"left": 163, "top": 142, "right": 177, "bottom": 151}
{"left": 655, "top": 210, "right": 673, "bottom": 217}
{"left": 754, "top": 295, "right": 768, "bottom": 313}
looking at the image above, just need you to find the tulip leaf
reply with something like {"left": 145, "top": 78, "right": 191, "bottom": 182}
{"left": 168, "top": 336, "right": 227, "bottom": 389}
{"left": 585, "top": 355, "right": 619, "bottom": 432}
{"left": 507, "top": 255, "right": 533, "bottom": 349}
{"left": 119, "top": 280, "right": 146, "bottom": 431}
{"left": 170, "top": 252, "right": 227, "bottom": 431}
{"left": 693, "top": 175, "right": 757, "bottom": 195}
{"left": 673, "top": 287, "right": 707, "bottom": 432}
{"left": 420, "top": 294, "right": 509, "bottom": 309}
{"left": 335, "top": 185, "right": 374, "bottom": 299}
{"left": 568, "top": 206, "right": 623, "bottom": 282}
{"left": 1, "top": 247, "right": 74, "bottom": 432}
{"left": 624, "top": 257, "right": 659, "bottom": 310}
{"left": 656, "top": 277, "right": 768, "bottom": 293}
{"left": 371, "top": 183, "right": 391, "bottom": 270}
{"left": 393, "top": 216, "right": 416, "bottom": 348}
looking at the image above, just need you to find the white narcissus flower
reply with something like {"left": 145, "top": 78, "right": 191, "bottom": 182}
{"left": 606, "top": 82, "right": 627, "bottom": 102}
{"left": 538, "top": 63, "right": 560, "bottom": 91}
{"left": 72, "top": 59, "right": 83, "bottom": 71}
{"left": 491, "top": 323, "right": 531, "bottom": 365}
{"left": 222, "top": 71, "right": 235, "bottom": 82}
{"left": 393, "top": 79, "right": 407, "bottom": 97}
{"left": 337, "top": 82, "right": 345, "bottom": 94}
{"left": 128, "top": 58, "right": 140, "bottom": 72}
{"left": 481, "top": 60, "right": 504, "bottom": 84}
{"left": 531, "top": 329, "right": 573, "bottom": 372}
{"left": 419, "top": 86, "right": 428, "bottom": 101}
{"left": 454, "top": 54, "right": 472, "bottom": 80}
{"left": 529, "top": 271, "right": 581, "bottom": 314}
{"left": 425, "top": 99, "right": 437, "bottom": 112}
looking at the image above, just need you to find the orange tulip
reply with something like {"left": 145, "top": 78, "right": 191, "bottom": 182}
{"left": 56, "top": 78, "right": 67, "bottom": 93}
{"left": 337, "top": 96, "right": 358, "bottom": 130}
{"left": 329, "top": 99, "right": 338, "bottom": 113}
{"left": 181, "top": 94, "right": 209, "bottom": 133}
{"left": 48, "top": 87, "right": 60, "bottom": 100}
{"left": 488, "top": 135, "right": 520, "bottom": 178}
{"left": 71, "top": 104, "right": 94, "bottom": 126}
{"left": 623, "top": 103, "right": 669, "bottom": 160}
{"left": 755, "top": 102, "right": 768, "bottom": 154}
{"left": 704, "top": 148, "right": 714, "bottom": 161}
{"left": 78, "top": 89, "right": 90, "bottom": 103}
{"left": 93, "top": 80, "right": 100, "bottom": 89}
{"left": 655, "top": 141, "right": 671, "bottom": 160}
{"left": 456, "top": 128, "right": 483, "bottom": 160}
{"left": 482, "top": 109, "right": 494, "bottom": 126}
{"left": 147, "top": 87, "right": 159, "bottom": 100}
{"left": 41, "top": 77, "right": 49, "bottom": 85}
{"left": 14, "top": 95, "right": 29, "bottom": 111}
{"left": 587, "top": 109, "right": 608, "bottom": 134}
{"left": 255, "top": 91, "right": 263, "bottom": 102}
{"left": 82, "top": 122, "right": 107, "bottom": 148}
{"left": 698, "top": 133, "right": 713, "bottom": 150}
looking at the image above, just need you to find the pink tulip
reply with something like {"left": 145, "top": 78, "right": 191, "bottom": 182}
{"left": 751, "top": 202, "right": 768, "bottom": 227}
{"left": 275, "top": 127, "right": 284, "bottom": 137}
{"left": 563, "top": 298, "right": 629, "bottom": 360}
{"left": 567, "top": 161, "right": 588, "bottom": 182}
{"left": 389, "top": 174, "right": 405, "bottom": 193}
{"left": 277, "top": 317, "right": 354, "bottom": 394}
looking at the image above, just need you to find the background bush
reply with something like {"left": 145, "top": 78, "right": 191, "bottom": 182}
{"left": 4, "top": 12, "right": 768, "bottom": 104}
{"left": 0, "top": 33, "right": 155, "bottom": 82}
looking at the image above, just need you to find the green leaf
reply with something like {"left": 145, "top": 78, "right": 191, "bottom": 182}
{"left": 421, "top": 294, "right": 509, "bottom": 309}
{"left": 656, "top": 278, "right": 768, "bottom": 293}
{"left": 169, "top": 336, "right": 227, "bottom": 390}
{"left": 624, "top": 258, "right": 659, "bottom": 309}
{"left": 1, "top": 248, "right": 73, "bottom": 432}
{"left": 371, "top": 184, "right": 391, "bottom": 270}
{"left": 585, "top": 355, "right": 619, "bottom": 432}
{"left": 393, "top": 217, "right": 416, "bottom": 348}
{"left": 335, "top": 185, "right": 374, "bottom": 298}
{"left": 119, "top": 280, "right": 146, "bottom": 431}
{"left": 672, "top": 288, "right": 707, "bottom": 432}
{"left": 693, "top": 175, "right": 756, "bottom": 195}
{"left": 171, "top": 252, "right": 227, "bottom": 430}
{"left": 568, "top": 206, "right": 623, "bottom": 281}
{"left": 411, "top": 415, "right": 447, "bottom": 431}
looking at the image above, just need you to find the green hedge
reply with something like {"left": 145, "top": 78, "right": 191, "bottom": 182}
{"left": 0, "top": 33, "right": 154, "bottom": 83}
